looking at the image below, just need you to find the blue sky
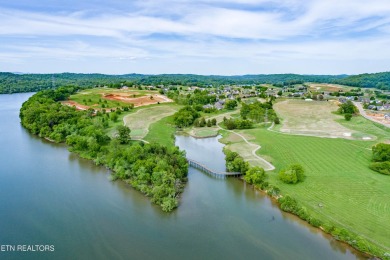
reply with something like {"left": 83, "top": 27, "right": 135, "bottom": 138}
{"left": 0, "top": 0, "right": 389, "bottom": 75}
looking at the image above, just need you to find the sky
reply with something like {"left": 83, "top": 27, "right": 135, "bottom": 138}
{"left": 0, "top": 0, "right": 389, "bottom": 75}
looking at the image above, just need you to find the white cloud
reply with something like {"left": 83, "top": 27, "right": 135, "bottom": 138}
{"left": 0, "top": 0, "right": 389, "bottom": 74}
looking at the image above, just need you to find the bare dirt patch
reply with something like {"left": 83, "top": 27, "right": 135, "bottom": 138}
{"left": 61, "top": 101, "right": 89, "bottom": 111}
{"left": 103, "top": 94, "right": 172, "bottom": 107}
{"left": 308, "top": 83, "right": 351, "bottom": 92}
{"left": 365, "top": 112, "right": 390, "bottom": 126}
{"left": 274, "top": 99, "right": 358, "bottom": 139}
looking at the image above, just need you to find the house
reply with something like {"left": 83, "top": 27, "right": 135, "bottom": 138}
{"left": 214, "top": 100, "right": 225, "bottom": 110}
{"left": 360, "top": 97, "right": 370, "bottom": 103}
{"left": 293, "top": 92, "right": 304, "bottom": 98}
{"left": 203, "top": 104, "right": 214, "bottom": 109}
{"left": 338, "top": 98, "right": 347, "bottom": 104}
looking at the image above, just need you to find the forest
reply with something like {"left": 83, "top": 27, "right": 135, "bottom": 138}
{"left": 2, "top": 71, "right": 389, "bottom": 94}
{"left": 19, "top": 86, "right": 188, "bottom": 212}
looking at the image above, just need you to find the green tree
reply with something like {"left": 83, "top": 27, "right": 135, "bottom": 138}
{"left": 344, "top": 113, "right": 352, "bottom": 121}
{"left": 173, "top": 106, "right": 200, "bottom": 127}
{"left": 338, "top": 101, "right": 358, "bottom": 114}
{"left": 278, "top": 164, "right": 305, "bottom": 184}
{"left": 372, "top": 143, "right": 390, "bottom": 162}
{"left": 110, "top": 112, "right": 118, "bottom": 122}
{"left": 116, "top": 125, "right": 131, "bottom": 144}
{"left": 224, "top": 100, "right": 238, "bottom": 110}
{"left": 199, "top": 117, "right": 206, "bottom": 127}
{"left": 244, "top": 167, "right": 267, "bottom": 185}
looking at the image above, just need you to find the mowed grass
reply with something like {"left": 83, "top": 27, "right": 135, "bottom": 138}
{"left": 144, "top": 115, "right": 177, "bottom": 147}
{"left": 235, "top": 126, "right": 390, "bottom": 250}
{"left": 337, "top": 116, "right": 390, "bottom": 145}
{"left": 123, "top": 104, "right": 179, "bottom": 139}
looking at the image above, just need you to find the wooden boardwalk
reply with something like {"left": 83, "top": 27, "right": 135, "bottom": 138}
{"left": 187, "top": 158, "right": 242, "bottom": 178}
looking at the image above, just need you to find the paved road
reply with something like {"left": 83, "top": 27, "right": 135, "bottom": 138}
{"left": 353, "top": 101, "right": 390, "bottom": 128}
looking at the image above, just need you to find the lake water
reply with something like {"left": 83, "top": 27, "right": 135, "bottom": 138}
{"left": 0, "top": 93, "right": 365, "bottom": 259}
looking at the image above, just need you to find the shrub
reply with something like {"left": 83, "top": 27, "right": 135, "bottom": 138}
{"left": 344, "top": 113, "right": 352, "bottom": 121}
{"left": 278, "top": 164, "right": 305, "bottom": 184}
{"left": 308, "top": 217, "right": 322, "bottom": 228}
{"left": 278, "top": 195, "right": 299, "bottom": 213}
{"left": 244, "top": 167, "right": 267, "bottom": 185}
{"left": 372, "top": 143, "right": 390, "bottom": 162}
{"left": 369, "top": 161, "right": 390, "bottom": 175}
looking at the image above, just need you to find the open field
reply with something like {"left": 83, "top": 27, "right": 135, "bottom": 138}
{"left": 123, "top": 105, "right": 178, "bottom": 139}
{"left": 273, "top": 99, "right": 377, "bottom": 140}
{"left": 64, "top": 87, "right": 172, "bottom": 110}
{"left": 308, "top": 83, "right": 353, "bottom": 92}
{"left": 223, "top": 118, "right": 390, "bottom": 251}
{"left": 144, "top": 115, "right": 177, "bottom": 147}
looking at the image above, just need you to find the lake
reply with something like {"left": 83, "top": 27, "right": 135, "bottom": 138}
{"left": 0, "top": 93, "right": 365, "bottom": 259}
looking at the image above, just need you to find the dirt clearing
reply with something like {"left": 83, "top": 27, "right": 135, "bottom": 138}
{"left": 274, "top": 100, "right": 358, "bottom": 139}
{"left": 103, "top": 94, "right": 171, "bottom": 107}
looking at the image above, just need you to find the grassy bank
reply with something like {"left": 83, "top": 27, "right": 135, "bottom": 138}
{"left": 221, "top": 119, "right": 390, "bottom": 256}
{"left": 144, "top": 115, "right": 177, "bottom": 147}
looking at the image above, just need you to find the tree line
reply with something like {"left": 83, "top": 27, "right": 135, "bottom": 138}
{"left": 3, "top": 71, "right": 390, "bottom": 94}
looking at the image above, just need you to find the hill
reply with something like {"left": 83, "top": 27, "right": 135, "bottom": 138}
{"left": 1, "top": 72, "right": 389, "bottom": 94}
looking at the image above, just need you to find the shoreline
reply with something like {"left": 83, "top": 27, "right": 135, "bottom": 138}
{"left": 236, "top": 176, "right": 373, "bottom": 259}
{"left": 217, "top": 131, "right": 387, "bottom": 259}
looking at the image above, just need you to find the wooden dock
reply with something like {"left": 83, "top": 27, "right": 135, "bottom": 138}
{"left": 187, "top": 158, "right": 242, "bottom": 178}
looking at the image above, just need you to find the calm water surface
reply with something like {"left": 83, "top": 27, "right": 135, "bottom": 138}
{"left": 0, "top": 93, "right": 365, "bottom": 259}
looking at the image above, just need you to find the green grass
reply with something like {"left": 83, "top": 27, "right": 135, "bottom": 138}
{"left": 104, "top": 112, "right": 130, "bottom": 137}
{"left": 70, "top": 92, "right": 121, "bottom": 108}
{"left": 337, "top": 116, "right": 390, "bottom": 145}
{"left": 103, "top": 103, "right": 179, "bottom": 138}
{"left": 193, "top": 128, "right": 218, "bottom": 137}
{"left": 123, "top": 104, "right": 179, "bottom": 139}
{"left": 233, "top": 124, "right": 390, "bottom": 251}
{"left": 144, "top": 115, "right": 176, "bottom": 148}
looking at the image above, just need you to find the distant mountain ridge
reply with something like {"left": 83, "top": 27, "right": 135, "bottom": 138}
{"left": 0, "top": 71, "right": 389, "bottom": 94}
